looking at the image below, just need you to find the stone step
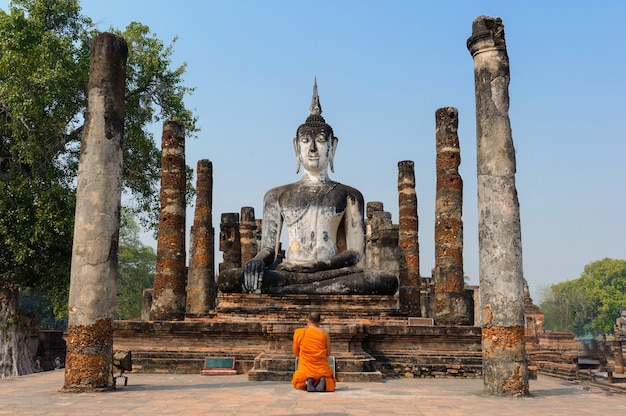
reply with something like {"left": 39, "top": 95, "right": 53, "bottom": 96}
{"left": 121, "top": 350, "right": 255, "bottom": 374}
{"left": 337, "top": 371, "right": 382, "bottom": 382}
{"left": 214, "top": 293, "right": 402, "bottom": 322}
{"left": 247, "top": 370, "right": 292, "bottom": 382}
{"left": 246, "top": 369, "right": 383, "bottom": 383}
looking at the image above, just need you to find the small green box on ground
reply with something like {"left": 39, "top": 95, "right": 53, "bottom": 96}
{"left": 200, "top": 356, "right": 237, "bottom": 376}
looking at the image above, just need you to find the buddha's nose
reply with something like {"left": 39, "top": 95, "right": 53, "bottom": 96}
{"left": 309, "top": 140, "right": 317, "bottom": 152}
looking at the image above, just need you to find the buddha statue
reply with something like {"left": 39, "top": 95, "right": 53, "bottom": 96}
{"left": 218, "top": 81, "right": 398, "bottom": 295}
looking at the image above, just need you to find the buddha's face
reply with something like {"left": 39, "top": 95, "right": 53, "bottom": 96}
{"left": 295, "top": 126, "right": 336, "bottom": 173}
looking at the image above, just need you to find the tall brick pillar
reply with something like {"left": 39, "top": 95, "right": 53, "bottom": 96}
{"left": 467, "top": 15, "right": 528, "bottom": 396}
{"left": 64, "top": 33, "right": 127, "bottom": 391}
{"left": 434, "top": 107, "right": 470, "bottom": 325}
{"left": 398, "top": 160, "right": 421, "bottom": 316}
{"left": 219, "top": 213, "right": 241, "bottom": 274}
{"left": 240, "top": 207, "right": 258, "bottom": 265}
{"left": 187, "top": 159, "right": 215, "bottom": 315}
{"left": 150, "top": 121, "right": 187, "bottom": 321}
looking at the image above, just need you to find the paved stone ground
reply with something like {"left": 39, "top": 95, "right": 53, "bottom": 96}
{"left": 1, "top": 371, "right": 624, "bottom": 415}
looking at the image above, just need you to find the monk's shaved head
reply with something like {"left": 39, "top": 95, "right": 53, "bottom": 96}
{"left": 307, "top": 311, "right": 321, "bottom": 324}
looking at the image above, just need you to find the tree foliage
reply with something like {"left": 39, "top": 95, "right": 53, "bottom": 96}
{"left": 540, "top": 258, "right": 626, "bottom": 336}
{"left": 0, "top": 0, "right": 197, "bottom": 377}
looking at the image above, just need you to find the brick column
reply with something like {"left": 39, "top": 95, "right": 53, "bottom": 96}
{"left": 240, "top": 207, "right": 258, "bottom": 265}
{"left": 219, "top": 213, "right": 241, "bottom": 274}
{"left": 434, "top": 107, "right": 469, "bottom": 325}
{"left": 187, "top": 159, "right": 215, "bottom": 315}
{"left": 467, "top": 15, "right": 528, "bottom": 396}
{"left": 398, "top": 161, "right": 421, "bottom": 316}
{"left": 64, "top": 33, "right": 127, "bottom": 391}
{"left": 150, "top": 121, "right": 187, "bottom": 321}
{"left": 365, "top": 202, "right": 400, "bottom": 277}
{"left": 615, "top": 326, "right": 624, "bottom": 374}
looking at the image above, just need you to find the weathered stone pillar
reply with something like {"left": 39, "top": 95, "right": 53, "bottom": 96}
{"left": 149, "top": 121, "right": 187, "bottom": 321}
{"left": 186, "top": 160, "right": 215, "bottom": 315}
{"left": 64, "top": 33, "right": 127, "bottom": 391}
{"left": 365, "top": 202, "right": 400, "bottom": 277}
{"left": 433, "top": 107, "right": 469, "bottom": 325}
{"left": 366, "top": 201, "right": 384, "bottom": 220}
{"left": 240, "top": 206, "right": 258, "bottom": 265}
{"left": 365, "top": 201, "right": 384, "bottom": 269}
{"left": 255, "top": 219, "right": 263, "bottom": 249}
{"left": 614, "top": 326, "right": 624, "bottom": 374}
{"left": 219, "top": 213, "right": 241, "bottom": 274}
{"left": 141, "top": 289, "right": 152, "bottom": 322}
{"left": 398, "top": 161, "right": 421, "bottom": 316}
{"left": 467, "top": 15, "right": 528, "bottom": 396}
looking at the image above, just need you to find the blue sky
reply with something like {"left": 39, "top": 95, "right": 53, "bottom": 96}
{"left": 4, "top": 1, "right": 625, "bottom": 300}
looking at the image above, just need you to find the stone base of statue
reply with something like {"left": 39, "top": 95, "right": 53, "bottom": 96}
{"left": 214, "top": 293, "right": 402, "bottom": 321}
{"left": 112, "top": 319, "right": 484, "bottom": 379}
{"left": 112, "top": 290, "right": 483, "bottom": 382}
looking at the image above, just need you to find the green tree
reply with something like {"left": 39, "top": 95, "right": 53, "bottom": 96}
{"left": 577, "top": 258, "right": 626, "bottom": 335}
{"left": 540, "top": 258, "right": 626, "bottom": 336}
{"left": 117, "top": 208, "right": 155, "bottom": 320}
{"left": 539, "top": 280, "right": 590, "bottom": 335}
{"left": 0, "top": 0, "right": 197, "bottom": 378}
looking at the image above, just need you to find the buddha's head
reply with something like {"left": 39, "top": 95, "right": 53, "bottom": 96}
{"left": 294, "top": 80, "right": 338, "bottom": 174}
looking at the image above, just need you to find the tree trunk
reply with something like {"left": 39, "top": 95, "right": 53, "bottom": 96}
{"left": 0, "top": 286, "right": 35, "bottom": 379}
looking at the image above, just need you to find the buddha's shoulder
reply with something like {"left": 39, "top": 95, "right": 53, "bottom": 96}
{"left": 264, "top": 181, "right": 363, "bottom": 199}
{"left": 333, "top": 182, "right": 362, "bottom": 195}
{"left": 264, "top": 183, "right": 294, "bottom": 198}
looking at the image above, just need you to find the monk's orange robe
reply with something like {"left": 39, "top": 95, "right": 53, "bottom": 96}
{"left": 292, "top": 327, "right": 336, "bottom": 392}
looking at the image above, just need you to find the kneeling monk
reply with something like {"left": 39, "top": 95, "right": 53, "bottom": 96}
{"left": 292, "top": 312, "right": 336, "bottom": 392}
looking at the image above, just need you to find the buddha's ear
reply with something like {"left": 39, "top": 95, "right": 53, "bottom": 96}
{"left": 293, "top": 136, "right": 301, "bottom": 173}
{"left": 329, "top": 136, "right": 338, "bottom": 173}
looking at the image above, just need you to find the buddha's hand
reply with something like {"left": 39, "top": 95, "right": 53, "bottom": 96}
{"left": 243, "top": 259, "right": 265, "bottom": 292}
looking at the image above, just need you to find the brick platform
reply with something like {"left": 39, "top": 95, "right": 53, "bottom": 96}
{"left": 113, "top": 294, "right": 482, "bottom": 381}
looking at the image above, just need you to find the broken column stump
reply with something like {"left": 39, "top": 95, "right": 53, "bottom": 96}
{"left": 365, "top": 202, "right": 400, "bottom": 277}
{"left": 219, "top": 212, "right": 242, "bottom": 274}
{"left": 239, "top": 206, "right": 258, "bottom": 265}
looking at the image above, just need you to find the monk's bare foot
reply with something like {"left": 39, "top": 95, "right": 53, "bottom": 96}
{"left": 315, "top": 376, "right": 326, "bottom": 392}
{"left": 306, "top": 378, "right": 315, "bottom": 392}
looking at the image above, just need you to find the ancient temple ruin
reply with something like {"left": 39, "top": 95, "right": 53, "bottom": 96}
{"left": 116, "top": 81, "right": 482, "bottom": 383}
{"left": 111, "top": 15, "right": 536, "bottom": 395}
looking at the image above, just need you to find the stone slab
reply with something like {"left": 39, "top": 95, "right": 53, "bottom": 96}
{"left": 408, "top": 317, "right": 434, "bottom": 326}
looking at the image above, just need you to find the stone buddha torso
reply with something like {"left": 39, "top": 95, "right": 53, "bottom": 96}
{"left": 268, "top": 181, "right": 360, "bottom": 264}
